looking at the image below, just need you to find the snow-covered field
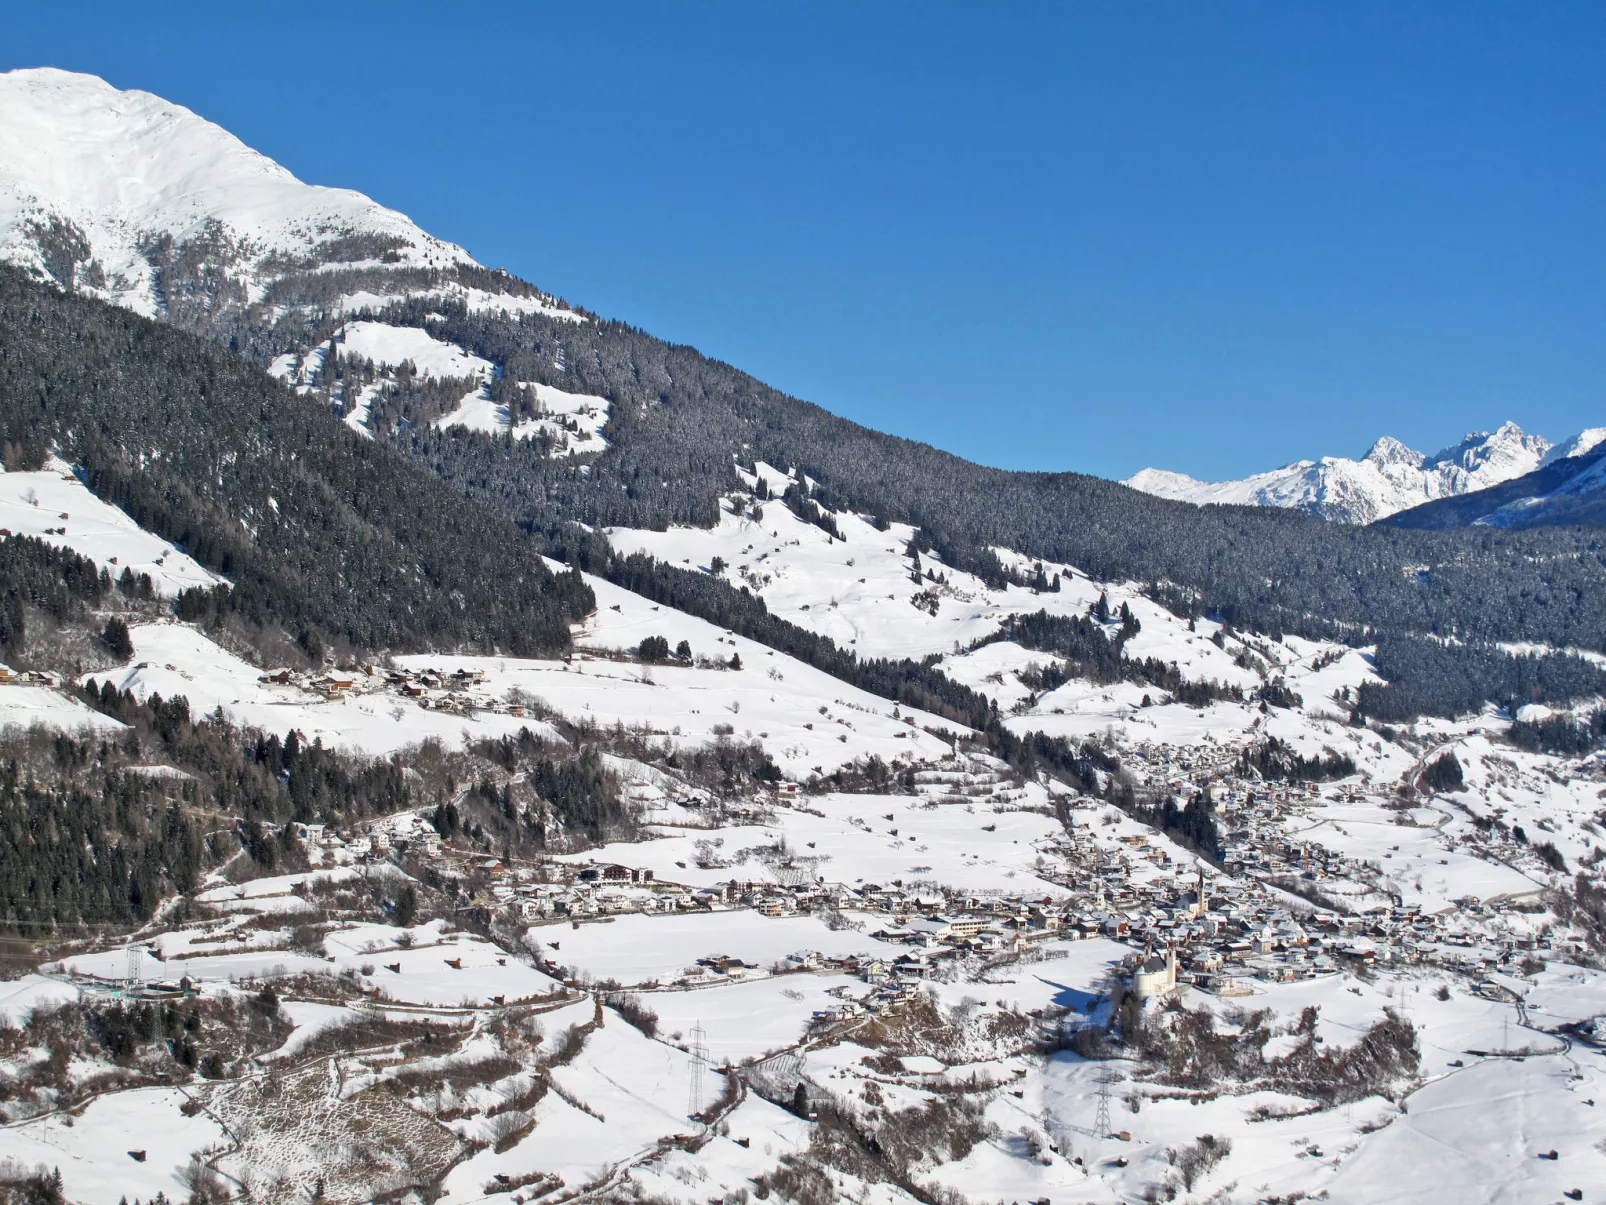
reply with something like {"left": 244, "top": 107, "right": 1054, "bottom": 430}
{"left": 0, "top": 682, "right": 124, "bottom": 735}
{"left": 536, "top": 911, "right": 906, "bottom": 987}
{"left": 0, "top": 460, "right": 225, "bottom": 596}
{"left": 2, "top": 1087, "right": 229, "bottom": 1205}
{"left": 83, "top": 623, "right": 560, "bottom": 756}
{"left": 334, "top": 321, "right": 493, "bottom": 381}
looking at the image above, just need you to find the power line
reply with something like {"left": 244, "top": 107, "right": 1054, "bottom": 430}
{"left": 1093, "top": 1066, "right": 1117, "bottom": 1139}
{"left": 687, "top": 1021, "right": 708, "bottom": 1121}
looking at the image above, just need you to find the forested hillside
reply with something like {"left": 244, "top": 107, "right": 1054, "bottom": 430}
{"left": 0, "top": 267, "right": 593, "bottom": 656}
{"left": 355, "top": 298, "right": 1606, "bottom": 654}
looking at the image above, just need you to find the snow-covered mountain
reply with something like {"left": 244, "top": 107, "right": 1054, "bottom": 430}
{"left": 1539, "top": 426, "right": 1606, "bottom": 467}
{"left": 1125, "top": 422, "right": 1559, "bottom": 523}
{"left": 1385, "top": 433, "right": 1606, "bottom": 530}
{"left": 0, "top": 67, "right": 573, "bottom": 327}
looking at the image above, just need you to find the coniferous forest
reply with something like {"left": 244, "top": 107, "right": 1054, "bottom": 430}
{"left": 0, "top": 267, "right": 593, "bottom": 658}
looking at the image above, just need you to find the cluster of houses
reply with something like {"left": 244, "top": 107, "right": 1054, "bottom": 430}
{"left": 258, "top": 663, "right": 533, "bottom": 716}
{"left": 1094, "top": 741, "right": 1568, "bottom": 994}
{"left": 0, "top": 663, "right": 64, "bottom": 687}
{"left": 281, "top": 731, "right": 1569, "bottom": 1008}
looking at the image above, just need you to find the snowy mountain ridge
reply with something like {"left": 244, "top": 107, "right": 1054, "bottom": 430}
{"left": 1124, "top": 421, "right": 1582, "bottom": 523}
{"left": 1384, "top": 431, "right": 1606, "bottom": 531}
{"left": 0, "top": 67, "right": 573, "bottom": 324}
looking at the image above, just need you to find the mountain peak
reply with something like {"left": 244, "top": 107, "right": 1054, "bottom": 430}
{"left": 1423, "top": 421, "right": 1549, "bottom": 471}
{"left": 1363, "top": 435, "right": 1424, "bottom": 468}
{"left": 1128, "top": 421, "right": 1557, "bottom": 523}
{"left": 1540, "top": 426, "right": 1606, "bottom": 466}
{"left": 0, "top": 66, "right": 475, "bottom": 317}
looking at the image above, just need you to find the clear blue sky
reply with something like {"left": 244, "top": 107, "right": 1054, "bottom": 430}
{"left": 4, "top": 2, "right": 1601, "bottom": 479}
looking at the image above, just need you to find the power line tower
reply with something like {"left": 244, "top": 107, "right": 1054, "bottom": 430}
{"left": 687, "top": 1022, "right": 709, "bottom": 1120}
{"left": 124, "top": 945, "right": 143, "bottom": 997}
{"left": 1093, "top": 1067, "right": 1117, "bottom": 1139}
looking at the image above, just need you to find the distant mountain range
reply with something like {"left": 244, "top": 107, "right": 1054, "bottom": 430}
{"left": 1383, "top": 433, "right": 1606, "bottom": 530}
{"left": 1125, "top": 423, "right": 1603, "bottom": 524}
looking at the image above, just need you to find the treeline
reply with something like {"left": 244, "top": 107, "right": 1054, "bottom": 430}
{"left": 444, "top": 745, "right": 629, "bottom": 852}
{"left": 0, "top": 267, "right": 592, "bottom": 657}
{"left": 1237, "top": 737, "right": 1357, "bottom": 783}
{"left": 0, "top": 535, "right": 113, "bottom": 653}
{"left": 982, "top": 607, "right": 1243, "bottom": 707}
{"left": 986, "top": 608, "right": 1128, "bottom": 683}
{"left": 372, "top": 297, "right": 1606, "bottom": 659}
{"left": 0, "top": 744, "right": 205, "bottom": 933}
{"left": 1134, "top": 794, "right": 1222, "bottom": 860}
{"left": 83, "top": 683, "right": 414, "bottom": 829}
{"left": 985, "top": 726, "right": 1115, "bottom": 799}
{"left": 1508, "top": 707, "right": 1606, "bottom": 756}
{"left": 1354, "top": 635, "right": 1606, "bottom": 722}
{"left": 0, "top": 682, "right": 430, "bottom": 933}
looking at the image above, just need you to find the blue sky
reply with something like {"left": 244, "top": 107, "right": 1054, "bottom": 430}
{"left": 4, "top": 2, "right": 1601, "bottom": 479}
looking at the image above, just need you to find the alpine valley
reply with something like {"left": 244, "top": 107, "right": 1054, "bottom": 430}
{"left": 0, "top": 67, "right": 1604, "bottom": 1205}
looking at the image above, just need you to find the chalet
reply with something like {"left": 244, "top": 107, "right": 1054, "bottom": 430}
{"left": 472, "top": 859, "right": 509, "bottom": 884}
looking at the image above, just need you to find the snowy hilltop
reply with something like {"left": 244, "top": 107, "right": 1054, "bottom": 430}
{"left": 0, "top": 67, "right": 574, "bottom": 328}
{"left": 1124, "top": 422, "right": 1579, "bottom": 523}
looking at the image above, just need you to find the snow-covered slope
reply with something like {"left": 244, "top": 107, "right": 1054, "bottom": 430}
{"left": 6, "top": 448, "right": 1606, "bottom": 1205}
{"left": 0, "top": 68, "right": 577, "bottom": 325}
{"left": 0, "top": 457, "right": 224, "bottom": 596}
{"left": 0, "top": 68, "right": 471, "bottom": 314}
{"left": 1125, "top": 423, "right": 1555, "bottom": 523}
{"left": 1539, "top": 426, "right": 1606, "bottom": 466}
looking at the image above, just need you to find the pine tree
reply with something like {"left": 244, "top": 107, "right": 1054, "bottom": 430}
{"left": 103, "top": 617, "right": 134, "bottom": 661}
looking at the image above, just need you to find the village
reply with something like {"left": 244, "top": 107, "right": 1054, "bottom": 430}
{"left": 263, "top": 729, "right": 1568, "bottom": 1027}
